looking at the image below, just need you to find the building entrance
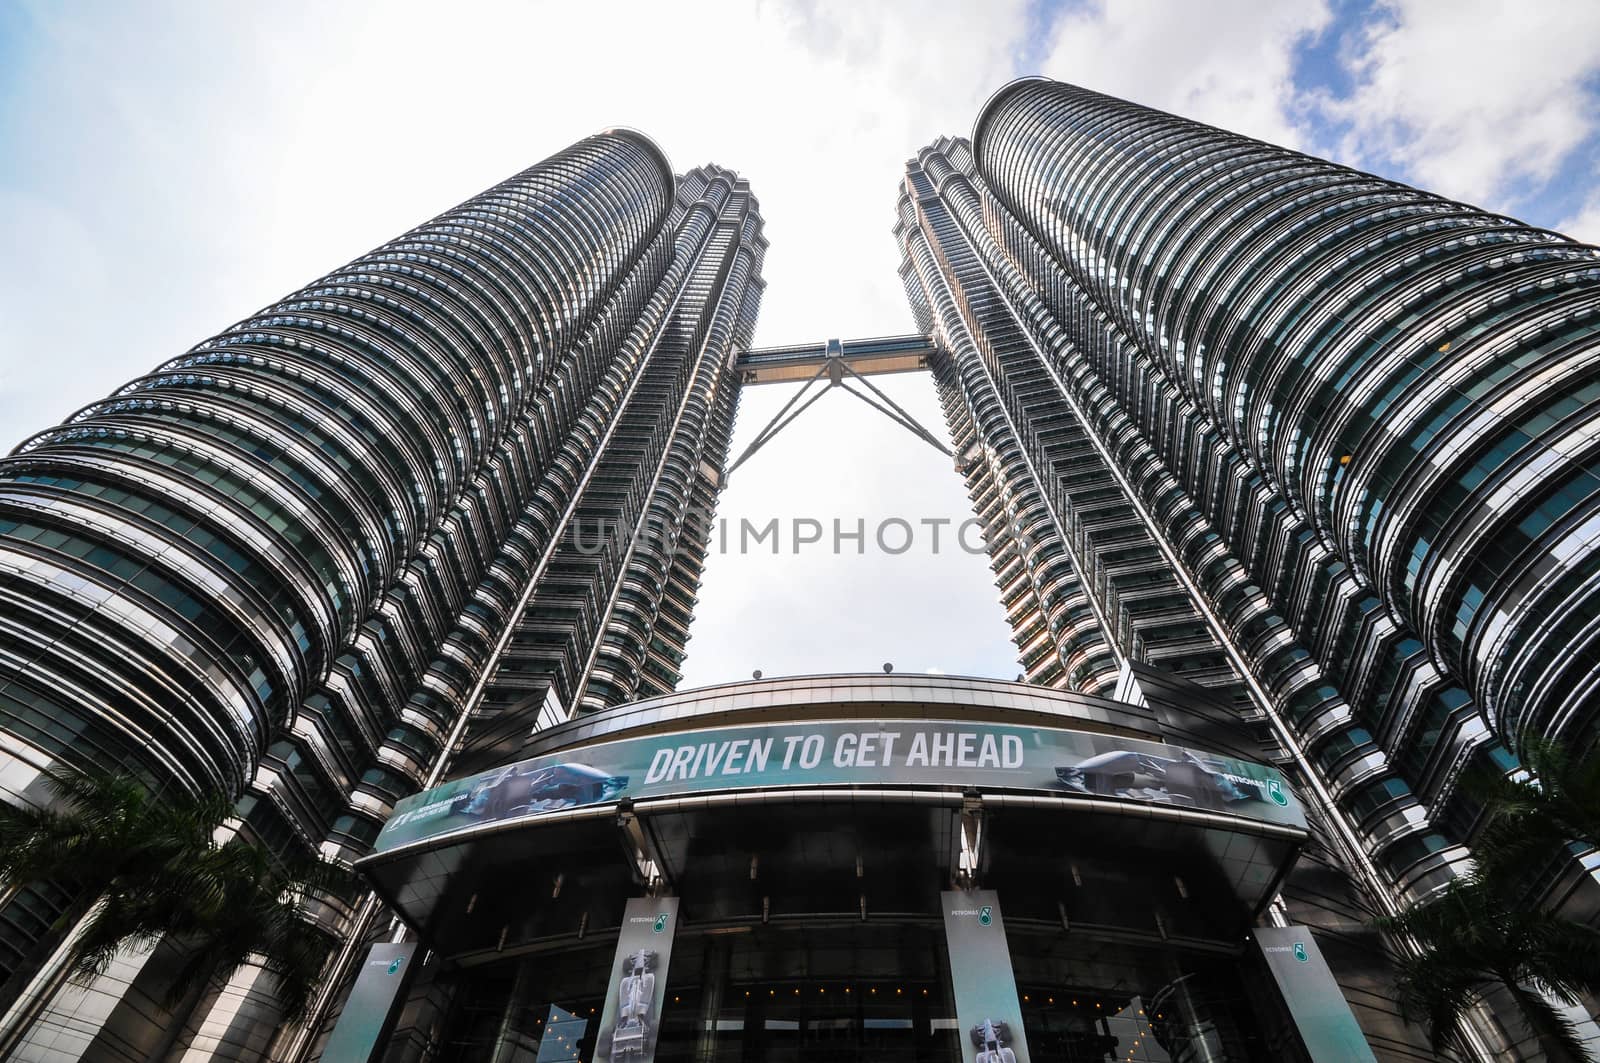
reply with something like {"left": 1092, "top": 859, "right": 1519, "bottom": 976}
{"left": 425, "top": 919, "right": 1275, "bottom": 1063}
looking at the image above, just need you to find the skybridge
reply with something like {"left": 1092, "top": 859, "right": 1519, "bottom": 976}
{"left": 733, "top": 333, "right": 934, "bottom": 385}
{"left": 726, "top": 334, "right": 950, "bottom": 476}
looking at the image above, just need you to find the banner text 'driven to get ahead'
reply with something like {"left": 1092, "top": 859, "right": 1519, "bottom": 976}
{"left": 374, "top": 717, "right": 1304, "bottom": 853}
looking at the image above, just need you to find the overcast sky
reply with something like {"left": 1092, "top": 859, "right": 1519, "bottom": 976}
{"left": 3, "top": 0, "right": 1599, "bottom": 690}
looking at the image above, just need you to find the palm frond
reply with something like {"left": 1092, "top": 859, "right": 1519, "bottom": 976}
{"left": 1500, "top": 979, "right": 1595, "bottom": 1063}
{"left": 255, "top": 914, "right": 343, "bottom": 1021}
{"left": 1468, "top": 737, "right": 1600, "bottom": 859}
{"left": 1390, "top": 951, "right": 1481, "bottom": 1054}
{"left": 1526, "top": 919, "right": 1600, "bottom": 1002}
{"left": 69, "top": 892, "right": 166, "bottom": 984}
{"left": 7, "top": 766, "right": 354, "bottom": 1029}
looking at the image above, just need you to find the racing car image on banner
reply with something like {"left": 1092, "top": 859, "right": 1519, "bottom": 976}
{"left": 1054, "top": 748, "right": 1287, "bottom": 812}
{"left": 373, "top": 718, "right": 1302, "bottom": 856}
{"left": 461, "top": 762, "right": 629, "bottom": 820}
{"left": 971, "top": 1019, "right": 1019, "bottom": 1063}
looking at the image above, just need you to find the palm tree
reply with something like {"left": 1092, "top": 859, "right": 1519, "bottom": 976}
{"left": 0, "top": 768, "right": 231, "bottom": 901}
{"left": 1378, "top": 873, "right": 1600, "bottom": 1062}
{"left": 1471, "top": 736, "right": 1600, "bottom": 860}
{"left": 0, "top": 767, "right": 353, "bottom": 1059}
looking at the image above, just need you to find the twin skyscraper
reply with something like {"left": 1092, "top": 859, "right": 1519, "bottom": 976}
{"left": 1, "top": 78, "right": 1596, "bottom": 1062}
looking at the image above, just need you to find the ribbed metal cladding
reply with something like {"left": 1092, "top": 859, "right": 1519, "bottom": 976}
{"left": 0, "top": 134, "right": 768, "bottom": 1058}
{"left": 975, "top": 79, "right": 1600, "bottom": 756}
{"left": 0, "top": 131, "right": 674, "bottom": 799}
{"left": 587, "top": 206, "right": 766, "bottom": 706}
{"left": 900, "top": 141, "right": 1238, "bottom": 703}
{"left": 898, "top": 74, "right": 1600, "bottom": 917}
{"left": 897, "top": 165, "right": 1123, "bottom": 696}
{"left": 902, "top": 101, "right": 1523, "bottom": 912}
{"left": 0, "top": 134, "right": 771, "bottom": 1015}
{"left": 453, "top": 169, "right": 764, "bottom": 773}
{"left": 891, "top": 84, "right": 1600, "bottom": 1055}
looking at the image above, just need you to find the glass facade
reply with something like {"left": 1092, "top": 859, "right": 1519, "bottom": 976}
{"left": 2, "top": 76, "right": 1597, "bottom": 1063}
{"left": 421, "top": 924, "right": 1282, "bottom": 1063}
{"left": 0, "top": 134, "right": 764, "bottom": 1062}
{"left": 898, "top": 78, "right": 1600, "bottom": 909}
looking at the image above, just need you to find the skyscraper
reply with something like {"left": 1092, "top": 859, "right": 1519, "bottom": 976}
{"left": 1, "top": 76, "right": 1597, "bottom": 1063}
{"left": 901, "top": 76, "right": 1600, "bottom": 893}
{"left": 896, "top": 76, "right": 1600, "bottom": 1058}
{"left": 0, "top": 132, "right": 764, "bottom": 1060}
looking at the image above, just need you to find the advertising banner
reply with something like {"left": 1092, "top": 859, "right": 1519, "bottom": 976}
{"left": 942, "top": 890, "right": 1031, "bottom": 1063}
{"left": 1255, "top": 926, "right": 1377, "bottom": 1062}
{"left": 592, "top": 896, "right": 680, "bottom": 1063}
{"left": 319, "top": 942, "right": 417, "bottom": 1063}
{"left": 374, "top": 718, "right": 1302, "bottom": 854}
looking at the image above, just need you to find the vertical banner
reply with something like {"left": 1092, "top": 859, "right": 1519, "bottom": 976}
{"left": 1254, "top": 926, "right": 1377, "bottom": 1062}
{"left": 592, "top": 896, "right": 680, "bottom": 1063}
{"left": 942, "top": 890, "right": 1031, "bottom": 1063}
{"left": 320, "top": 942, "right": 417, "bottom": 1063}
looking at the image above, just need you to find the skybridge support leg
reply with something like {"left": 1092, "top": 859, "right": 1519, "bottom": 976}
{"left": 723, "top": 355, "right": 951, "bottom": 479}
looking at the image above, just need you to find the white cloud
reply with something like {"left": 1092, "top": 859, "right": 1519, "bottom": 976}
{"left": 0, "top": 0, "right": 1034, "bottom": 446}
{"left": 680, "top": 372, "right": 1017, "bottom": 686}
{"left": 9, "top": 1, "right": 1594, "bottom": 694}
{"left": 0, "top": 0, "right": 1028, "bottom": 687}
{"left": 1037, "top": 0, "right": 1332, "bottom": 150}
{"left": 1318, "top": 0, "right": 1600, "bottom": 211}
{"left": 1559, "top": 190, "right": 1600, "bottom": 245}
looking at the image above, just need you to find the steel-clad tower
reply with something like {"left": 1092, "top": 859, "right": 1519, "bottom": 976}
{"left": 899, "top": 78, "right": 1600, "bottom": 1056}
{"left": 2, "top": 74, "right": 1600, "bottom": 1063}
{"left": 0, "top": 132, "right": 763, "bottom": 1061}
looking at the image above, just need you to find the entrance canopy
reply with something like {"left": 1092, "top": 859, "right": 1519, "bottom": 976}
{"left": 355, "top": 675, "right": 1306, "bottom": 963}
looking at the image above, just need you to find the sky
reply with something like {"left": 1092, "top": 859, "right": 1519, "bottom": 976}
{"left": 2, "top": 0, "right": 1599, "bottom": 690}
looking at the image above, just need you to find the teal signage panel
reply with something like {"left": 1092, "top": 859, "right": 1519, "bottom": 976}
{"left": 320, "top": 942, "right": 417, "bottom": 1063}
{"left": 1255, "top": 926, "right": 1377, "bottom": 1062}
{"left": 942, "top": 890, "right": 1031, "bottom": 1063}
{"left": 375, "top": 718, "right": 1303, "bottom": 854}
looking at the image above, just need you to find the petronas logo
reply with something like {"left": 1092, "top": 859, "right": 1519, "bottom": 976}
{"left": 654, "top": 913, "right": 669, "bottom": 933}
{"left": 979, "top": 906, "right": 992, "bottom": 926}
{"left": 1293, "top": 942, "right": 1308, "bottom": 963}
{"left": 387, "top": 957, "right": 404, "bottom": 975}
{"left": 1267, "top": 779, "right": 1289, "bottom": 807}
